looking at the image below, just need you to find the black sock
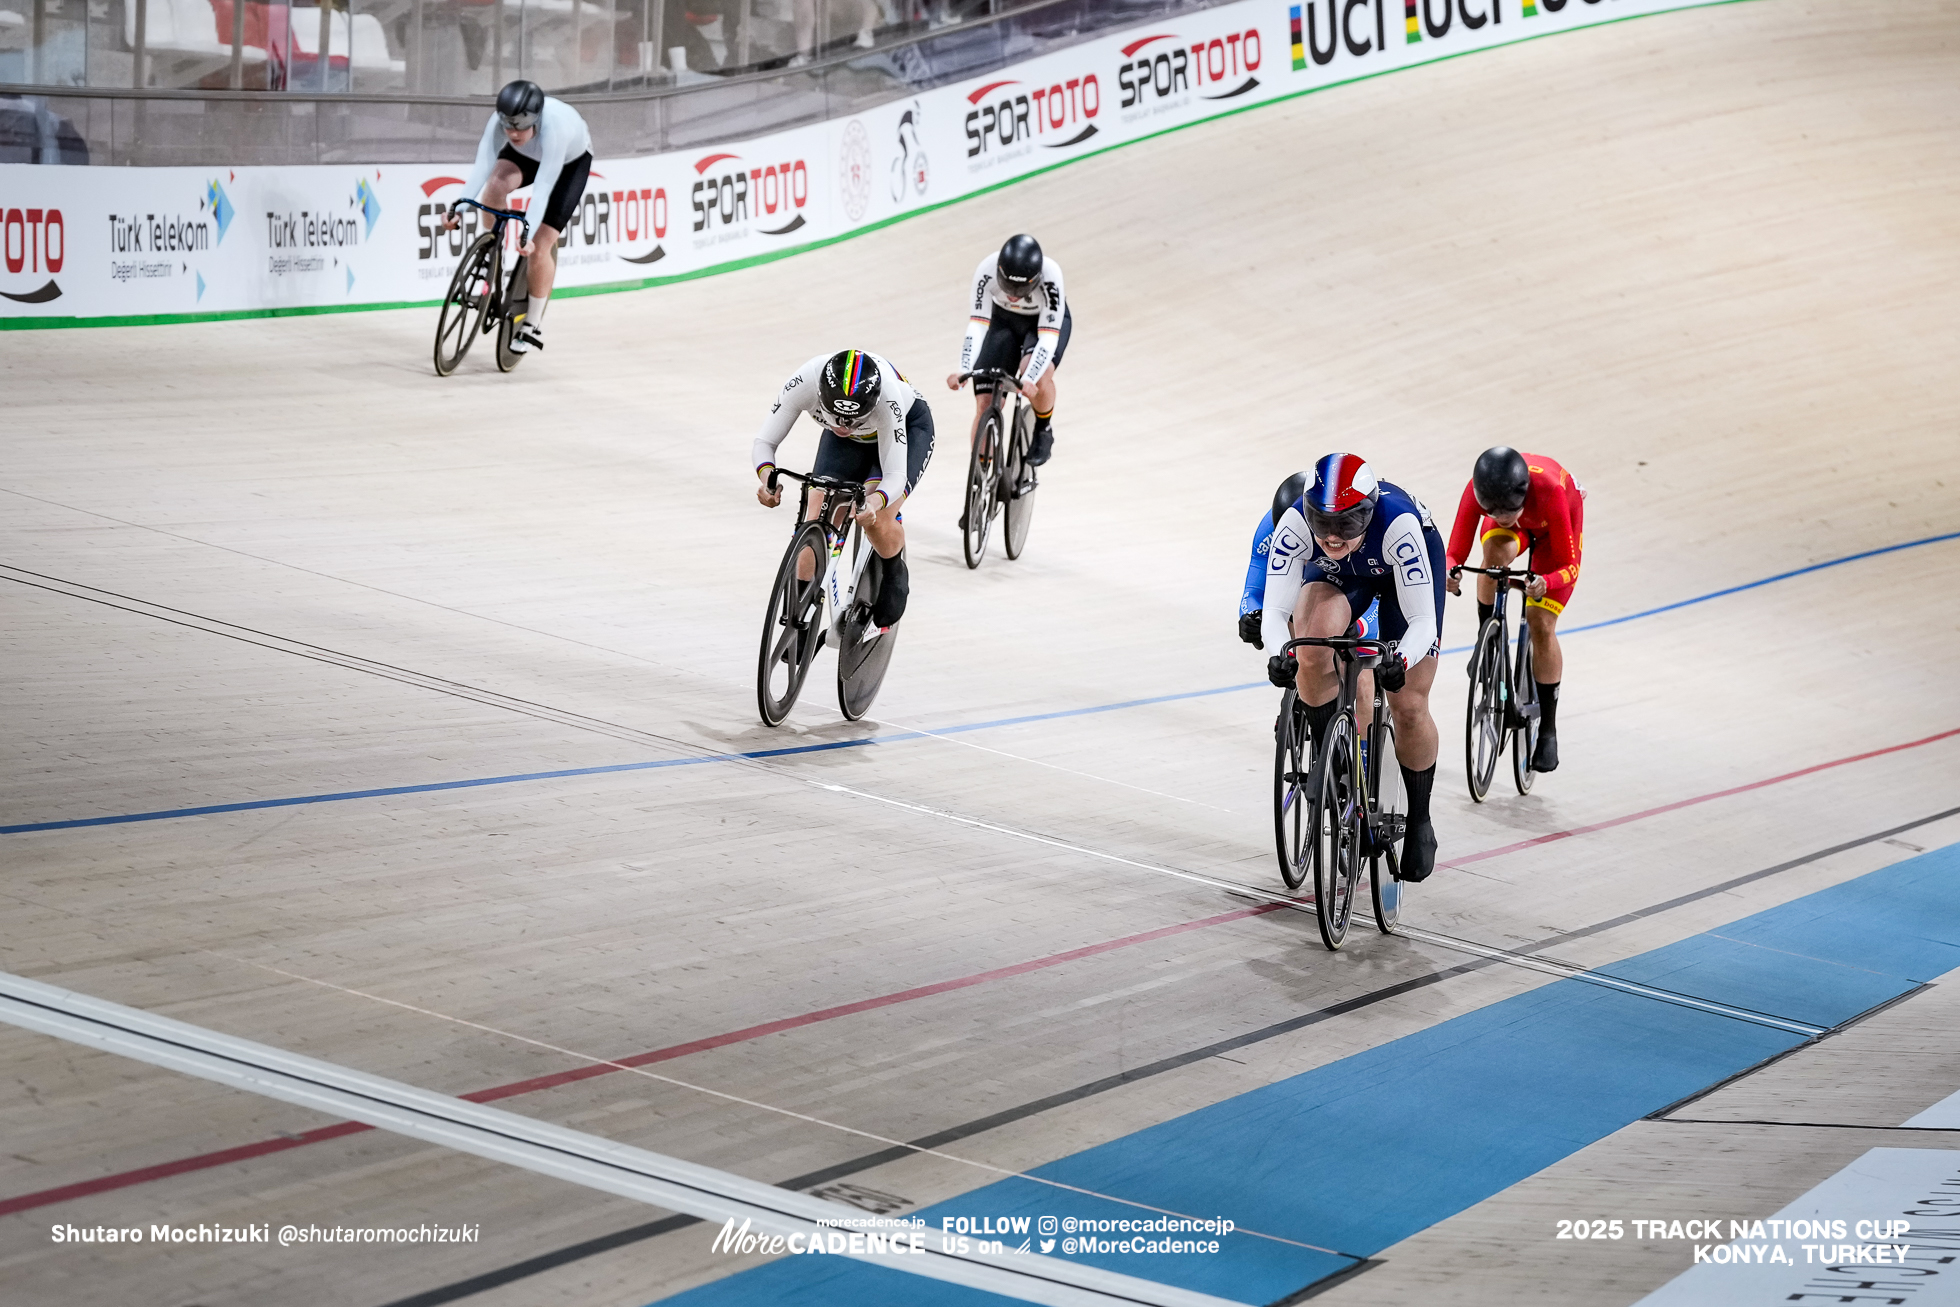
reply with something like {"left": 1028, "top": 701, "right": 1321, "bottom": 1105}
{"left": 1476, "top": 601, "right": 1493, "bottom": 629}
{"left": 1301, "top": 697, "right": 1337, "bottom": 740}
{"left": 1536, "top": 680, "right": 1560, "bottom": 734}
{"left": 1033, "top": 407, "right": 1053, "bottom": 435}
{"left": 870, "top": 550, "right": 909, "bottom": 628}
{"left": 1400, "top": 763, "right": 1436, "bottom": 827}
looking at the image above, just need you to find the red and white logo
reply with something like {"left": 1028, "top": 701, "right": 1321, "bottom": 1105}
{"left": 690, "top": 152, "right": 808, "bottom": 237}
{"left": 1116, "top": 28, "right": 1261, "bottom": 110}
{"left": 2, "top": 205, "right": 64, "bottom": 303}
{"left": 962, "top": 74, "right": 1101, "bottom": 159}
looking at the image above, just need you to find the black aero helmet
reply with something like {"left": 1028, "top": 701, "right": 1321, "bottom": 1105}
{"left": 819, "top": 349, "right": 881, "bottom": 422}
{"left": 496, "top": 79, "right": 546, "bottom": 131}
{"left": 997, "top": 233, "right": 1043, "bottom": 295}
{"left": 1471, "top": 446, "right": 1532, "bottom": 513}
{"left": 1271, "top": 470, "right": 1310, "bottom": 530}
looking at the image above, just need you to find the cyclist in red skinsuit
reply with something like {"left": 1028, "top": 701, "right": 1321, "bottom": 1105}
{"left": 1443, "top": 447, "right": 1585, "bottom": 773}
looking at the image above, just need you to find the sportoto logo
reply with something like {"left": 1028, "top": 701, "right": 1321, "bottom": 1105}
{"left": 1, "top": 204, "right": 64, "bottom": 303}
{"left": 1117, "top": 29, "right": 1262, "bottom": 111}
{"left": 415, "top": 175, "right": 667, "bottom": 267}
{"left": 691, "top": 152, "right": 809, "bottom": 237}
{"left": 962, "top": 74, "right": 1100, "bottom": 160}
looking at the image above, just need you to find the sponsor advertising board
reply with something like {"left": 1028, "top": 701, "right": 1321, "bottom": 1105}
{"left": 1, "top": 0, "right": 1734, "bottom": 326}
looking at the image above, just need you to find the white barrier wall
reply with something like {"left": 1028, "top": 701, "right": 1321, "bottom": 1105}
{"left": 0, "top": 0, "right": 1733, "bottom": 327}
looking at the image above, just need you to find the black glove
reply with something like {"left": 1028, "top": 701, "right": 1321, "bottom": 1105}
{"left": 1267, "top": 654, "right": 1297, "bottom": 689}
{"left": 1376, "top": 653, "right": 1407, "bottom": 694}
{"left": 1238, "top": 610, "right": 1263, "bottom": 648}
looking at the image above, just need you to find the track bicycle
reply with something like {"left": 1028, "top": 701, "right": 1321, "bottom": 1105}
{"left": 1455, "top": 565, "right": 1541, "bottom": 801}
{"left": 433, "top": 198, "right": 532, "bottom": 377}
{"left": 755, "top": 468, "right": 901, "bottom": 727}
{"left": 1273, "top": 635, "right": 1407, "bottom": 950}
{"left": 955, "top": 367, "right": 1039, "bottom": 569}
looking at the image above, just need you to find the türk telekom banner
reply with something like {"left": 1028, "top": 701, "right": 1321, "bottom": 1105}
{"left": 1, "top": 0, "right": 1734, "bottom": 326}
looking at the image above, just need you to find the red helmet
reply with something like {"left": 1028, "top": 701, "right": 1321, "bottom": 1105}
{"left": 1305, "top": 453, "right": 1380, "bottom": 540}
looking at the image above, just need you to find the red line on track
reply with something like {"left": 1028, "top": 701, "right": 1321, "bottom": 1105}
{"left": 8, "top": 723, "right": 1954, "bottom": 1217}
{"left": 0, "top": 903, "right": 1285, "bottom": 1217}
{"left": 1443, "top": 725, "right": 1960, "bottom": 869}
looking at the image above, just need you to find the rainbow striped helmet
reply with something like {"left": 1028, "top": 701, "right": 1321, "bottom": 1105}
{"left": 819, "top": 349, "right": 881, "bottom": 423}
{"left": 1305, "top": 452, "right": 1380, "bottom": 540}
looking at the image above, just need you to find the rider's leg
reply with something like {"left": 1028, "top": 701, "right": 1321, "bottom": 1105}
{"left": 1525, "top": 602, "right": 1563, "bottom": 771}
{"left": 1289, "top": 581, "right": 1355, "bottom": 738}
{"left": 479, "top": 159, "right": 524, "bottom": 211}
{"left": 1387, "top": 655, "right": 1440, "bottom": 879}
{"left": 1027, "top": 364, "right": 1058, "bottom": 465}
{"left": 527, "top": 222, "right": 560, "bottom": 310}
{"left": 1476, "top": 530, "right": 1520, "bottom": 629}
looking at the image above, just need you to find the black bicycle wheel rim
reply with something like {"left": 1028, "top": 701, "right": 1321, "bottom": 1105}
{"left": 1465, "top": 619, "right": 1505, "bottom": 802}
{"left": 1003, "top": 402, "right": 1036, "bottom": 560}
{"left": 433, "top": 235, "right": 494, "bottom": 376}
{"left": 1512, "top": 626, "right": 1538, "bottom": 794}
{"left": 756, "top": 522, "right": 827, "bottom": 726}
{"left": 1273, "top": 690, "right": 1310, "bottom": 891}
{"left": 962, "top": 411, "right": 997, "bottom": 569}
{"left": 1310, "top": 717, "right": 1360, "bottom": 950}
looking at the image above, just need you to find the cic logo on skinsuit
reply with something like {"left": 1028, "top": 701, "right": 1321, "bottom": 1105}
{"left": 1, "top": 204, "right": 64, "bottom": 303}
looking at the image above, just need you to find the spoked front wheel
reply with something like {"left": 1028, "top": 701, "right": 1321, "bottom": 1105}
{"left": 1002, "top": 402, "right": 1038, "bottom": 560}
{"left": 1464, "top": 619, "right": 1507, "bottom": 803}
{"left": 836, "top": 546, "right": 898, "bottom": 721}
{"left": 962, "top": 409, "right": 999, "bottom": 569}
{"left": 1512, "top": 626, "right": 1539, "bottom": 794}
{"left": 1272, "top": 689, "right": 1311, "bottom": 891}
{"left": 1368, "top": 717, "right": 1406, "bottom": 934}
{"left": 1308, "top": 717, "right": 1364, "bottom": 951}
{"left": 494, "top": 255, "right": 529, "bottom": 373}
{"left": 756, "top": 521, "right": 828, "bottom": 726}
{"left": 433, "top": 233, "right": 494, "bottom": 376}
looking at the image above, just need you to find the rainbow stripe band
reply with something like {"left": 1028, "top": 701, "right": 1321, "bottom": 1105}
{"left": 1405, "top": 0, "right": 1419, "bottom": 42}
{"left": 1289, "top": 5, "right": 1305, "bottom": 71}
{"left": 1522, "top": 0, "right": 1538, "bottom": 13}
{"left": 844, "top": 349, "right": 865, "bottom": 393}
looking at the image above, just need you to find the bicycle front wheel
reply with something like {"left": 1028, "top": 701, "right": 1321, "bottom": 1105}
{"left": 1309, "top": 715, "right": 1363, "bottom": 951}
{"left": 756, "top": 521, "right": 828, "bottom": 726}
{"left": 1512, "top": 625, "right": 1539, "bottom": 794}
{"left": 433, "top": 233, "right": 494, "bottom": 376}
{"left": 1002, "top": 401, "right": 1038, "bottom": 560}
{"left": 1272, "top": 689, "right": 1310, "bottom": 891}
{"left": 1464, "top": 618, "right": 1506, "bottom": 803}
{"left": 962, "top": 409, "right": 999, "bottom": 569}
{"left": 494, "top": 255, "right": 529, "bottom": 373}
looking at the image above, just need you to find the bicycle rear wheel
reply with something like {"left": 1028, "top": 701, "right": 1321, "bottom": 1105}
{"left": 1512, "top": 625, "right": 1539, "bottom": 794}
{"left": 433, "top": 234, "right": 494, "bottom": 376}
{"left": 1003, "top": 401, "right": 1038, "bottom": 560}
{"left": 1464, "top": 619, "right": 1506, "bottom": 802}
{"left": 1309, "top": 714, "right": 1363, "bottom": 951}
{"left": 837, "top": 533, "right": 898, "bottom": 721}
{"left": 1369, "top": 715, "right": 1405, "bottom": 934}
{"left": 962, "top": 409, "right": 998, "bottom": 569}
{"left": 756, "top": 521, "right": 827, "bottom": 726}
{"left": 1272, "top": 689, "right": 1311, "bottom": 891}
{"left": 494, "top": 255, "right": 529, "bottom": 373}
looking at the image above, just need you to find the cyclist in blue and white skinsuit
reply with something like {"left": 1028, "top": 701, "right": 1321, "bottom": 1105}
{"left": 1261, "top": 454, "right": 1448, "bottom": 881}
{"left": 1238, "top": 471, "right": 1377, "bottom": 649}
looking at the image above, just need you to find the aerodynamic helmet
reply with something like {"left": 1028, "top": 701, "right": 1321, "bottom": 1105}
{"left": 1305, "top": 453, "right": 1380, "bottom": 541}
{"left": 496, "top": 80, "right": 546, "bottom": 132}
{"left": 1471, "top": 446, "right": 1531, "bottom": 514}
{"left": 818, "top": 349, "right": 881, "bottom": 424}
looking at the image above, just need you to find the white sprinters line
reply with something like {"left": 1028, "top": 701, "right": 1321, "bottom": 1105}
{"left": 208, "top": 952, "right": 1350, "bottom": 1259}
{"left": 0, "top": 969, "right": 1249, "bottom": 1307}
{"left": 868, "top": 712, "right": 1235, "bottom": 812}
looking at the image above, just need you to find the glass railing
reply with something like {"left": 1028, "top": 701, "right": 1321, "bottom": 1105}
{"left": 0, "top": 0, "right": 1235, "bottom": 165}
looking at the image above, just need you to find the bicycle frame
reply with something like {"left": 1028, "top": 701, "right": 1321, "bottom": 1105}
{"left": 1282, "top": 635, "right": 1400, "bottom": 853}
{"left": 769, "top": 468, "right": 877, "bottom": 640}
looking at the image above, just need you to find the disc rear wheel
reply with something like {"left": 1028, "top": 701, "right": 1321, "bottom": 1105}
{"left": 756, "top": 521, "right": 827, "bottom": 726}
{"left": 1512, "top": 626, "right": 1539, "bottom": 794}
{"left": 494, "top": 255, "right": 529, "bottom": 373}
{"left": 837, "top": 540, "right": 898, "bottom": 721}
{"left": 1002, "top": 402, "right": 1038, "bottom": 560}
{"left": 433, "top": 234, "right": 494, "bottom": 376}
{"left": 1369, "top": 716, "right": 1405, "bottom": 934}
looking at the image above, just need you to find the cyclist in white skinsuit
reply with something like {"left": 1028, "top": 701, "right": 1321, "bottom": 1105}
{"left": 441, "top": 79, "right": 592, "bottom": 353}
{"left": 753, "top": 349, "right": 936, "bottom": 628}
{"left": 944, "top": 233, "right": 1070, "bottom": 467}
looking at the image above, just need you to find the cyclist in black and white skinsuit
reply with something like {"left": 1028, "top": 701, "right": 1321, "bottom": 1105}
{"left": 440, "top": 79, "right": 592, "bottom": 354}
{"left": 753, "top": 349, "right": 936, "bottom": 628}
{"left": 944, "top": 233, "right": 1070, "bottom": 467}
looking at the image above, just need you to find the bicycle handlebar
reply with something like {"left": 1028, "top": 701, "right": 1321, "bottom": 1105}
{"left": 958, "top": 368, "right": 1022, "bottom": 386}
{"left": 450, "top": 197, "right": 531, "bottom": 231}
{"left": 1451, "top": 565, "right": 1537, "bottom": 586}
{"left": 766, "top": 467, "right": 868, "bottom": 504}
{"left": 1283, "top": 635, "right": 1388, "bottom": 660}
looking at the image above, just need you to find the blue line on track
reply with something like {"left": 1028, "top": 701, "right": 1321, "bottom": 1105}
{"left": 649, "top": 841, "right": 1960, "bottom": 1307}
{"left": 4, "top": 530, "right": 1955, "bottom": 837}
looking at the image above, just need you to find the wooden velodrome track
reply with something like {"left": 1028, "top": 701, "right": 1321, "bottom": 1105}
{"left": 4, "top": 1, "right": 1959, "bottom": 1303}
